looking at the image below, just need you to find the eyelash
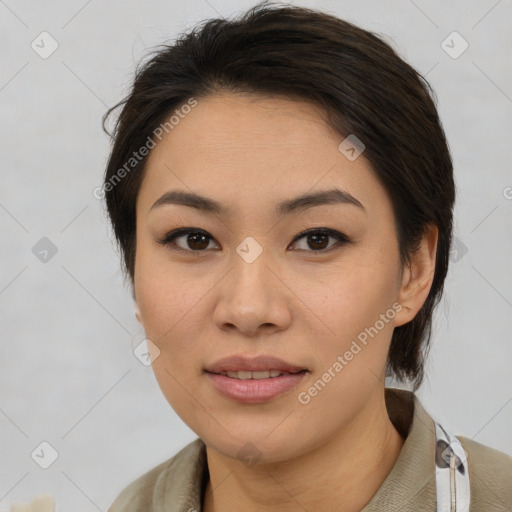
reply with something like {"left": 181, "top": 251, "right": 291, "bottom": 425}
{"left": 157, "top": 227, "right": 350, "bottom": 255}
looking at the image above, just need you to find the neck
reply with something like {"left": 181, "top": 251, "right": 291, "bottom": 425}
{"left": 202, "top": 388, "right": 405, "bottom": 512}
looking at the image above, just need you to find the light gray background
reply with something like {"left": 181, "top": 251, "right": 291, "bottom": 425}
{"left": 1, "top": 0, "right": 511, "bottom": 509}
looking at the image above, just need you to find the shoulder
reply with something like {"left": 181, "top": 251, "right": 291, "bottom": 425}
{"left": 458, "top": 436, "right": 512, "bottom": 510}
{"left": 108, "top": 438, "right": 206, "bottom": 512}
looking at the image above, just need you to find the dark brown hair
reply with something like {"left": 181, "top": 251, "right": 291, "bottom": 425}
{"left": 102, "top": 1, "right": 455, "bottom": 390}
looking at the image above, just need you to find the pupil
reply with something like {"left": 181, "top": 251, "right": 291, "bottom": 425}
{"left": 189, "top": 232, "right": 208, "bottom": 250}
{"left": 309, "top": 233, "right": 328, "bottom": 250}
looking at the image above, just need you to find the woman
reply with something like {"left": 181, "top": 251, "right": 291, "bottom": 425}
{"left": 101, "top": 2, "right": 511, "bottom": 511}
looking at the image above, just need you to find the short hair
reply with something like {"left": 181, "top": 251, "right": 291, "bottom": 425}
{"left": 102, "top": 1, "right": 455, "bottom": 390}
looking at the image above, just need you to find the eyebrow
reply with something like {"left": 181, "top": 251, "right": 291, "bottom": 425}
{"left": 150, "top": 187, "right": 366, "bottom": 216}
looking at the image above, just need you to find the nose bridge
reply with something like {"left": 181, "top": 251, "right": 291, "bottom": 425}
{"left": 231, "top": 235, "right": 272, "bottom": 296}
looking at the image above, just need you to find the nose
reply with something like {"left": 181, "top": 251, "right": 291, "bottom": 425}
{"left": 212, "top": 242, "right": 292, "bottom": 337}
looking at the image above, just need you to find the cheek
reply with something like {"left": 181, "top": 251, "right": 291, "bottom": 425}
{"left": 300, "top": 250, "right": 400, "bottom": 371}
{"left": 136, "top": 270, "right": 212, "bottom": 355}
{"left": 134, "top": 233, "right": 210, "bottom": 338}
{"left": 135, "top": 261, "right": 211, "bottom": 424}
{"left": 313, "top": 255, "right": 397, "bottom": 326}
{"left": 291, "top": 263, "right": 399, "bottom": 426}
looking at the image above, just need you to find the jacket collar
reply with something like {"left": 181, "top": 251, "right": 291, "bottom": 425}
{"left": 362, "top": 388, "right": 437, "bottom": 510}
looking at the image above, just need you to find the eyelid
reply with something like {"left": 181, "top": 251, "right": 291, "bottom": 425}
{"left": 157, "top": 227, "right": 350, "bottom": 253}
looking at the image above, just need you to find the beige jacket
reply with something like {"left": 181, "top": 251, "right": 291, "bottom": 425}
{"left": 108, "top": 388, "right": 512, "bottom": 511}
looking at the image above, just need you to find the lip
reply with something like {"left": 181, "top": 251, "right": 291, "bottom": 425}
{"left": 205, "top": 355, "right": 308, "bottom": 374}
{"left": 204, "top": 355, "right": 309, "bottom": 404}
{"left": 206, "top": 371, "right": 308, "bottom": 403}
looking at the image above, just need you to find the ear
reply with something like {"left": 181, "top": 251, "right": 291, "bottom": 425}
{"left": 394, "top": 223, "right": 438, "bottom": 327}
{"left": 132, "top": 286, "right": 143, "bottom": 325}
{"left": 134, "top": 300, "right": 143, "bottom": 325}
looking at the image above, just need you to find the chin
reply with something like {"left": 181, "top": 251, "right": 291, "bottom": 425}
{"left": 199, "top": 426, "right": 312, "bottom": 467}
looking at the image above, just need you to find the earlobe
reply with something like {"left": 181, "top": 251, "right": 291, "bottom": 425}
{"left": 394, "top": 224, "right": 438, "bottom": 327}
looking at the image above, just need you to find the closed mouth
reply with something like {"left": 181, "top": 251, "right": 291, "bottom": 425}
{"left": 216, "top": 369, "right": 307, "bottom": 380}
{"left": 205, "top": 355, "right": 309, "bottom": 376}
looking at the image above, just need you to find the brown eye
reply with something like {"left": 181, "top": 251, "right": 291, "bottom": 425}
{"left": 290, "top": 229, "right": 350, "bottom": 252}
{"left": 158, "top": 228, "right": 218, "bottom": 252}
{"left": 183, "top": 232, "right": 210, "bottom": 250}
{"left": 305, "top": 232, "right": 329, "bottom": 250}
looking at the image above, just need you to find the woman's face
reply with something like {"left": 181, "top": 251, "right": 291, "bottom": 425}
{"left": 134, "top": 93, "right": 411, "bottom": 463}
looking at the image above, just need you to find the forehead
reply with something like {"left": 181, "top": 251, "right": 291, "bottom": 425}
{"left": 138, "top": 93, "right": 389, "bottom": 220}
{"left": 162, "top": 93, "right": 335, "bottom": 154}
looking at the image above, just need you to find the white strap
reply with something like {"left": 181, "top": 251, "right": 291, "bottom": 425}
{"left": 434, "top": 421, "right": 471, "bottom": 512}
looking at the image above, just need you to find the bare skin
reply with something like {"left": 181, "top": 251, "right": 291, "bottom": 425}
{"left": 133, "top": 92, "right": 438, "bottom": 511}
